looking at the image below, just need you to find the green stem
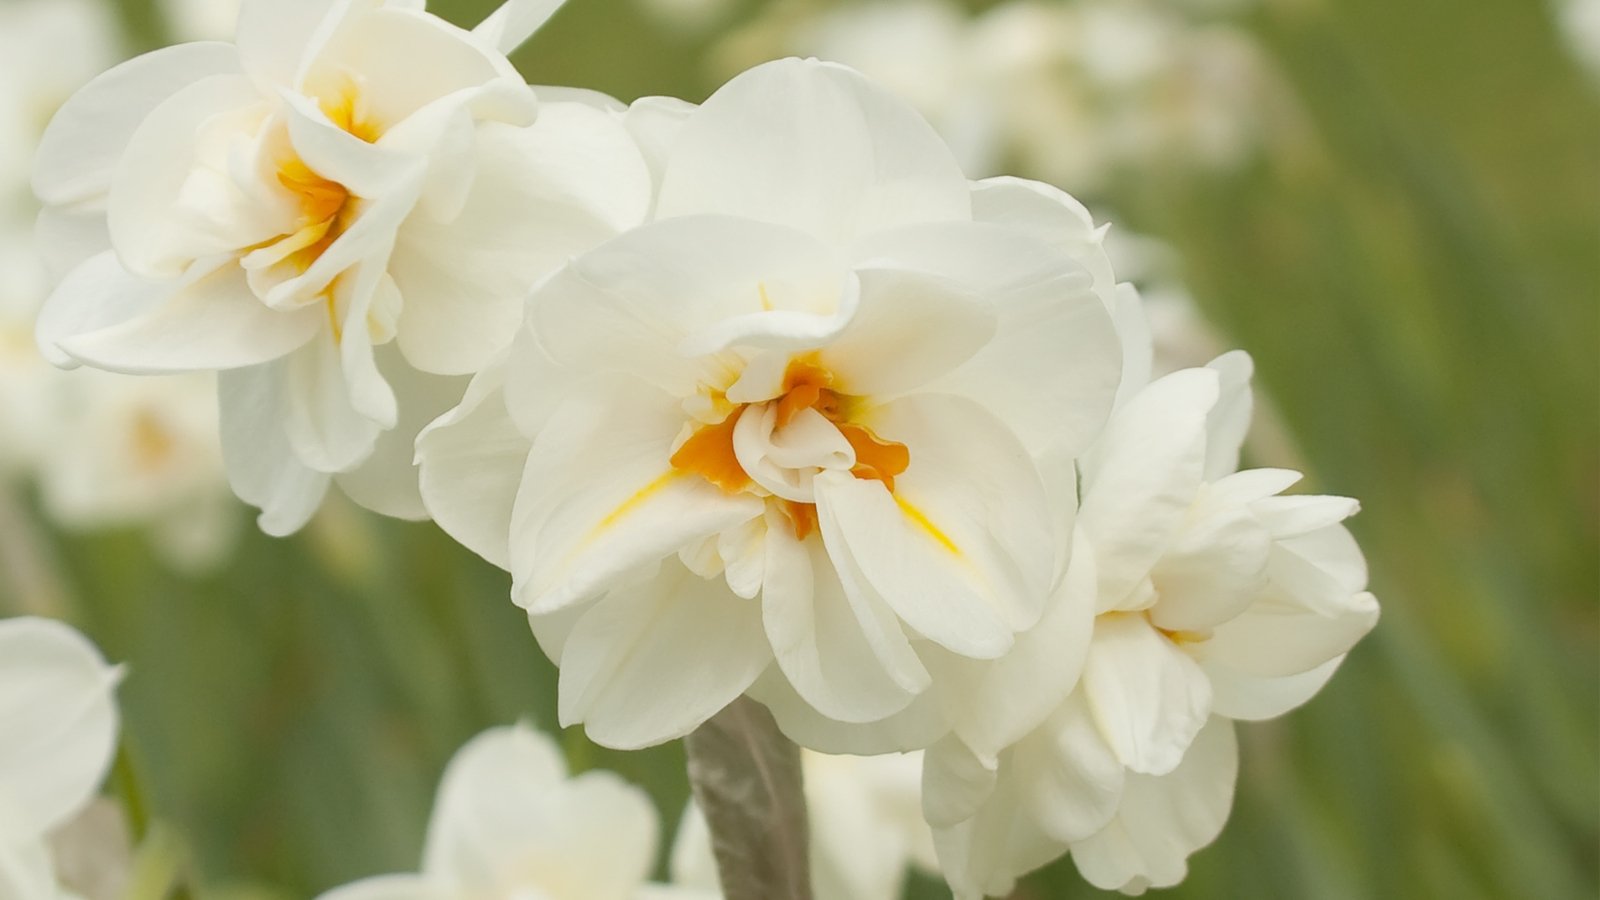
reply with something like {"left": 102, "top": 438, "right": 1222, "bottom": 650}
{"left": 113, "top": 739, "right": 153, "bottom": 845}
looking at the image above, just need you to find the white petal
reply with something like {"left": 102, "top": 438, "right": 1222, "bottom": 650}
{"left": 0, "top": 836, "right": 67, "bottom": 900}
{"left": 1014, "top": 691, "right": 1125, "bottom": 843}
{"left": 1147, "top": 493, "right": 1272, "bottom": 633}
{"left": 421, "top": 724, "right": 568, "bottom": 875}
{"left": 558, "top": 562, "right": 771, "bottom": 749}
{"left": 280, "top": 90, "right": 421, "bottom": 199}
{"left": 35, "top": 203, "right": 110, "bottom": 283}
{"left": 218, "top": 361, "right": 333, "bottom": 536}
{"left": 473, "top": 0, "right": 568, "bottom": 53}
{"left": 923, "top": 531, "right": 1097, "bottom": 760}
{"left": 393, "top": 108, "right": 651, "bottom": 376}
{"left": 1079, "top": 368, "right": 1219, "bottom": 611}
{"left": 1070, "top": 718, "right": 1238, "bottom": 893}
{"left": 746, "top": 668, "right": 949, "bottom": 756}
{"left": 421, "top": 726, "right": 657, "bottom": 898}
{"left": 236, "top": 0, "right": 342, "bottom": 89}
{"left": 1251, "top": 494, "right": 1360, "bottom": 540}
{"left": 34, "top": 41, "right": 243, "bottom": 206}
{"left": 510, "top": 379, "right": 763, "bottom": 614}
{"left": 816, "top": 392, "right": 1055, "bottom": 657}
{"left": 106, "top": 73, "right": 264, "bottom": 278}
{"left": 1194, "top": 584, "right": 1379, "bottom": 679}
{"left": 852, "top": 220, "right": 1118, "bottom": 455}
{"left": 0, "top": 618, "right": 121, "bottom": 840}
{"left": 1206, "top": 655, "right": 1345, "bottom": 722}
{"left": 1082, "top": 614, "right": 1211, "bottom": 776}
{"left": 967, "top": 175, "right": 1118, "bottom": 315}
{"left": 820, "top": 265, "right": 996, "bottom": 399}
{"left": 415, "top": 361, "right": 530, "bottom": 569}
{"left": 1202, "top": 350, "right": 1254, "bottom": 481}
{"left": 283, "top": 330, "right": 384, "bottom": 474}
{"left": 58, "top": 264, "right": 321, "bottom": 374}
{"left": 531, "top": 216, "right": 849, "bottom": 396}
{"left": 932, "top": 751, "right": 1068, "bottom": 900}
{"left": 762, "top": 517, "right": 929, "bottom": 724}
{"left": 335, "top": 349, "right": 467, "bottom": 520}
{"left": 921, "top": 736, "right": 998, "bottom": 829}
{"left": 35, "top": 251, "right": 171, "bottom": 369}
{"left": 656, "top": 58, "right": 969, "bottom": 244}
{"left": 307, "top": 7, "right": 515, "bottom": 131}
{"left": 621, "top": 95, "right": 696, "bottom": 203}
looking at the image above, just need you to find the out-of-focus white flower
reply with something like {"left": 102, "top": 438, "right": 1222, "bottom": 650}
{"left": 32, "top": 370, "right": 238, "bottom": 572}
{"left": 34, "top": 0, "right": 652, "bottom": 536}
{"left": 0, "top": 617, "right": 123, "bottom": 900}
{"left": 723, "top": 0, "right": 1286, "bottom": 191}
{"left": 417, "top": 58, "right": 1126, "bottom": 751}
{"left": 922, "top": 344, "right": 1379, "bottom": 897}
{"left": 672, "top": 749, "right": 936, "bottom": 900}
{"left": 1557, "top": 0, "right": 1600, "bottom": 84}
{"left": 316, "top": 724, "right": 712, "bottom": 900}
{"left": 158, "top": 0, "right": 243, "bottom": 43}
{"left": 0, "top": 0, "right": 120, "bottom": 199}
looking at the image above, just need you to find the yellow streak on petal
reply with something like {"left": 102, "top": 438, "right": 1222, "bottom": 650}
{"left": 895, "top": 494, "right": 961, "bottom": 557}
{"left": 759, "top": 282, "right": 774, "bottom": 311}
{"left": 589, "top": 470, "right": 687, "bottom": 538}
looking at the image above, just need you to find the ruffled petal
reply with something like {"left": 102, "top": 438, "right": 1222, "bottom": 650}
{"left": 1081, "top": 613, "right": 1212, "bottom": 777}
{"left": 557, "top": 562, "right": 771, "bottom": 749}
{"left": 509, "top": 377, "right": 764, "bottom": 613}
{"left": 656, "top": 58, "right": 969, "bottom": 244}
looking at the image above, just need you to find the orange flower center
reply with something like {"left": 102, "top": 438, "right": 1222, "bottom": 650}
{"left": 671, "top": 355, "right": 909, "bottom": 540}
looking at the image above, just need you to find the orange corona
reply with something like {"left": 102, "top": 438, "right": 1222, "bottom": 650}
{"left": 671, "top": 354, "right": 910, "bottom": 540}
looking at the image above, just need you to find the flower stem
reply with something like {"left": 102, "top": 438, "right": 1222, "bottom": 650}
{"left": 683, "top": 696, "right": 814, "bottom": 900}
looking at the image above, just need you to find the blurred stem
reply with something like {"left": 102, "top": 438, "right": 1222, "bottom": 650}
{"left": 683, "top": 697, "right": 813, "bottom": 900}
{"left": 113, "top": 740, "right": 153, "bottom": 845}
{"left": 124, "top": 824, "right": 193, "bottom": 900}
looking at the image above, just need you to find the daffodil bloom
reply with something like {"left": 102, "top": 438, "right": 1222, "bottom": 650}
{"left": 316, "top": 724, "right": 715, "bottom": 900}
{"left": 922, "top": 352, "right": 1380, "bottom": 898}
{"left": 0, "top": 618, "right": 123, "bottom": 900}
{"left": 33, "top": 0, "right": 652, "bottom": 534}
{"left": 417, "top": 57, "right": 1126, "bottom": 749}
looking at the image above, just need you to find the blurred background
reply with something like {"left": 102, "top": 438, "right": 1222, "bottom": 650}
{"left": 0, "top": 0, "right": 1595, "bottom": 897}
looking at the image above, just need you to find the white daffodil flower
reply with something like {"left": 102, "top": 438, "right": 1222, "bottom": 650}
{"left": 921, "top": 348, "right": 1380, "bottom": 898}
{"left": 671, "top": 749, "right": 938, "bottom": 900}
{"left": 316, "top": 724, "right": 713, "bottom": 900}
{"left": 417, "top": 57, "right": 1126, "bottom": 750}
{"left": 0, "top": 617, "right": 123, "bottom": 900}
{"left": 33, "top": 0, "right": 653, "bottom": 535}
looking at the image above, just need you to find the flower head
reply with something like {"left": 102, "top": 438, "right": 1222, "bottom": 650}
{"left": 418, "top": 57, "right": 1127, "bottom": 749}
{"left": 922, "top": 348, "right": 1380, "bottom": 897}
{"left": 33, "top": 0, "right": 652, "bottom": 534}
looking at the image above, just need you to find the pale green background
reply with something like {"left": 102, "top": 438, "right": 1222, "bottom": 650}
{"left": 4, "top": 0, "right": 1597, "bottom": 897}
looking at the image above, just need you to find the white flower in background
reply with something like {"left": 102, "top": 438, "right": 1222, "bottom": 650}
{"left": 720, "top": 0, "right": 1286, "bottom": 191}
{"left": 159, "top": 0, "right": 243, "bottom": 43}
{"left": 0, "top": 0, "right": 121, "bottom": 478}
{"left": 33, "top": 0, "right": 652, "bottom": 536}
{"left": 923, "top": 348, "right": 1380, "bottom": 898}
{"left": 417, "top": 57, "right": 1126, "bottom": 750}
{"left": 0, "top": 617, "right": 123, "bottom": 900}
{"left": 33, "top": 370, "right": 239, "bottom": 572}
{"left": 317, "top": 724, "right": 712, "bottom": 900}
{"left": 672, "top": 750, "right": 937, "bottom": 900}
{"left": 1556, "top": 0, "right": 1600, "bottom": 84}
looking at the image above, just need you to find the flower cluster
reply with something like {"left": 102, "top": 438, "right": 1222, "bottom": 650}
{"left": 32, "top": 1, "right": 1379, "bottom": 895}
